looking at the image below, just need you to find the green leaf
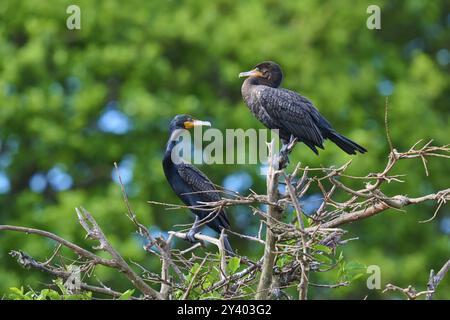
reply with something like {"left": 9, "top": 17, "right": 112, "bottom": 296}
{"left": 313, "top": 244, "right": 333, "bottom": 255}
{"left": 313, "top": 253, "right": 333, "bottom": 265}
{"left": 351, "top": 273, "right": 365, "bottom": 282}
{"left": 63, "top": 293, "right": 92, "bottom": 300}
{"left": 9, "top": 287, "right": 24, "bottom": 296}
{"left": 303, "top": 216, "right": 312, "bottom": 228}
{"left": 185, "top": 263, "right": 201, "bottom": 284}
{"left": 337, "top": 251, "right": 344, "bottom": 263}
{"left": 202, "top": 291, "right": 221, "bottom": 300}
{"left": 36, "top": 289, "right": 49, "bottom": 300}
{"left": 346, "top": 261, "right": 366, "bottom": 272}
{"left": 276, "top": 255, "right": 293, "bottom": 268}
{"left": 8, "top": 287, "right": 31, "bottom": 300}
{"left": 227, "top": 257, "right": 241, "bottom": 274}
{"left": 53, "top": 278, "right": 68, "bottom": 295}
{"left": 174, "top": 289, "right": 184, "bottom": 300}
{"left": 339, "top": 261, "right": 367, "bottom": 282}
{"left": 47, "top": 290, "right": 62, "bottom": 300}
{"left": 276, "top": 256, "right": 285, "bottom": 268}
{"left": 118, "top": 289, "right": 135, "bottom": 300}
{"left": 204, "top": 266, "right": 220, "bottom": 290}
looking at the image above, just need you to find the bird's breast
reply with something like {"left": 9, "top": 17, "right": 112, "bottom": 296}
{"left": 241, "top": 85, "right": 262, "bottom": 114}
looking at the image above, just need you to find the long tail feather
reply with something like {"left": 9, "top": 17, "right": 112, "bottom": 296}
{"left": 328, "top": 131, "right": 367, "bottom": 155}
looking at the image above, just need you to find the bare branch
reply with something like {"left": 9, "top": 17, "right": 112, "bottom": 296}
{"left": 383, "top": 283, "right": 433, "bottom": 300}
{"left": 385, "top": 97, "right": 394, "bottom": 153}
{"left": 256, "top": 140, "right": 284, "bottom": 300}
{"left": 426, "top": 259, "right": 450, "bottom": 300}
{"left": 75, "top": 207, "right": 162, "bottom": 300}
{"left": 310, "top": 188, "right": 450, "bottom": 230}
{"left": 0, "top": 225, "right": 114, "bottom": 267}
{"left": 2, "top": 137, "right": 448, "bottom": 301}
{"left": 9, "top": 250, "right": 135, "bottom": 299}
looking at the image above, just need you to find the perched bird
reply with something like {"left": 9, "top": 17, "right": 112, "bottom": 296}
{"left": 239, "top": 61, "right": 367, "bottom": 165}
{"left": 163, "top": 115, "right": 233, "bottom": 255}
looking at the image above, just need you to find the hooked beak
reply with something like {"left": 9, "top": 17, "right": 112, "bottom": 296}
{"left": 184, "top": 119, "right": 211, "bottom": 129}
{"left": 239, "top": 69, "right": 263, "bottom": 78}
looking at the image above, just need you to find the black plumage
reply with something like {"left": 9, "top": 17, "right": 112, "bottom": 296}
{"left": 163, "top": 115, "right": 233, "bottom": 254}
{"left": 239, "top": 61, "right": 367, "bottom": 156}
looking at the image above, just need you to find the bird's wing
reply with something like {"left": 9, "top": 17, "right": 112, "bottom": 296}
{"left": 177, "top": 163, "right": 230, "bottom": 229}
{"left": 177, "top": 163, "right": 220, "bottom": 202}
{"left": 254, "top": 86, "right": 325, "bottom": 147}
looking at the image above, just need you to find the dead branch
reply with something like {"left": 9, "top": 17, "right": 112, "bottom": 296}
{"left": 0, "top": 225, "right": 115, "bottom": 267}
{"left": 9, "top": 250, "right": 134, "bottom": 299}
{"left": 426, "top": 259, "right": 450, "bottom": 300}
{"left": 1, "top": 138, "right": 448, "bottom": 300}
{"left": 310, "top": 188, "right": 450, "bottom": 230}
{"left": 383, "top": 283, "right": 433, "bottom": 300}
{"left": 75, "top": 207, "right": 162, "bottom": 300}
{"left": 256, "top": 140, "right": 284, "bottom": 299}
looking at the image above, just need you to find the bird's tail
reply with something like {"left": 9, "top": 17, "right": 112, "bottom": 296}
{"left": 222, "top": 234, "right": 234, "bottom": 257}
{"left": 328, "top": 131, "right": 367, "bottom": 155}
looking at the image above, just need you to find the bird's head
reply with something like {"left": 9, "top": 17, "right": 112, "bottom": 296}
{"left": 168, "top": 114, "right": 211, "bottom": 141}
{"left": 239, "top": 61, "right": 283, "bottom": 88}
{"left": 169, "top": 114, "right": 211, "bottom": 131}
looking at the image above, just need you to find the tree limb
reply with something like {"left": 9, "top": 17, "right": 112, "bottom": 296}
{"left": 75, "top": 207, "right": 162, "bottom": 300}
{"left": 426, "top": 259, "right": 450, "bottom": 300}
{"left": 256, "top": 140, "right": 283, "bottom": 299}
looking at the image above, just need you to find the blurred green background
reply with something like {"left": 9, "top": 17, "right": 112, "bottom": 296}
{"left": 0, "top": 0, "right": 449, "bottom": 299}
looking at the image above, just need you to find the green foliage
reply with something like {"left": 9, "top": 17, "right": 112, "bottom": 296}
{"left": 118, "top": 289, "right": 135, "bottom": 300}
{"left": 338, "top": 261, "right": 367, "bottom": 283}
{"left": 227, "top": 257, "right": 241, "bottom": 274}
{"left": 276, "top": 255, "right": 293, "bottom": 269}
{"left": 8, "top": 279, "right": 92, "bottom": 300}
{"left": 0, "top": 0, "right": 449, "bottom": 299}
{"left": 312, "top": 244, "right": 333, "bottom": 256}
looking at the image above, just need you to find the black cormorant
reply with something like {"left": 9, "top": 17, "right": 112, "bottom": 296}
{"left": 239, "top": 61, "right": 367, "bottom": 165}
{"left": 163, "top": 115, "right": 233, "bottom": 255}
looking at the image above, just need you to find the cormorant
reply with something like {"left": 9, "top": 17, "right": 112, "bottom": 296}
{"left": 163, "top": 115, "right": 233, "bottom": 255}
{"left": 239, "top": 61, "right": 367, "bottom": 165}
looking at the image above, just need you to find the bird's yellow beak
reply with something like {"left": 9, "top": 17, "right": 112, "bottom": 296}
{"left": 183, "top": 119, "right": 211, "bottom": 129}
{"left": 239, "top": 68, "right": 263, "bottom": 78}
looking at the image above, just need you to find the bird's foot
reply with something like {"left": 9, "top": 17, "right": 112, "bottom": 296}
{"left": 276, "top": 136, "right": 297, "bottom": 170}
{"left": 186, "top": 230, "right": 199, "bottom": 243}
{"left": 285, "top": 136, "right": 298, "bottom": 153}
{"left": 276, "top": 151, "right": 290, "bottom": 170}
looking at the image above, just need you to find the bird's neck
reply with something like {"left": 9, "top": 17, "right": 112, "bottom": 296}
{"left": 163, "top": 129, "right": 184, "bottom": 170}
{"left": 241, "top": 77, "right": 256, "bottom": 101}
{"left": 163, "top": 142, "right": 179, "bottom": 187}
{"left": 242, "top": 76, "right": 260, "bottom": 88}
{"left": 163, "top": 139, "right": 173, "bottom": 159}
{"left": 243, "top": 76, "right": 280, "bottom": 88}
{"left": 165, "top": 129, "right": 185, "bottom": 153}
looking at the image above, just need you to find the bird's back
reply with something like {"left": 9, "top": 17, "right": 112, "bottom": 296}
{"left": 243, "top": 83, "right": 326, "bottom": 145}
